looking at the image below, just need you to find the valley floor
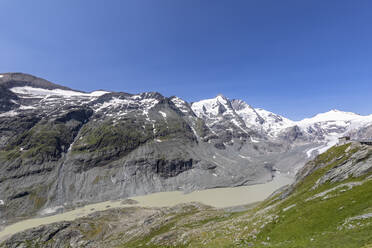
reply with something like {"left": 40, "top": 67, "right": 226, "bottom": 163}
{"left": 0, "top": 174, "right": 292, "bottom": 242}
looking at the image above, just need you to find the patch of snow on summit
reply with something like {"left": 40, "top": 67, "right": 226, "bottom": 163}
{"left": 10, "top": 86, "right": 108, "bottom": 97}
{"left": 298, "top": 110, "right": 360, "bottom": 125}
{"left": 89, "top": 91, "right": 110, "bottom": 96}
{"left": 191, "top": 95, "right": 232, "bottom": 117}
{"left": 171, "top": 97, "right": 189, "bottom": 113}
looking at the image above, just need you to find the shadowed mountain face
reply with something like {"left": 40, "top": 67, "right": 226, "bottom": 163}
{"left": 0, "top": 73, "right": 74, "bottom": 91}
{"left": 0, "top": 72, "right": 372, "bottom": 224}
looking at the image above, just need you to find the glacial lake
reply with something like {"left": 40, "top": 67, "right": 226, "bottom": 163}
{"left": 0, "top": 174, "right": 292, "bottom": 241}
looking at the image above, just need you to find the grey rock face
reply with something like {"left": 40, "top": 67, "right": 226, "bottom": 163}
{"left": 2, "top": 222, "right": 72, "bottom": 248}
{"left": 316, "top": 145, "right": 372, "bottom": 186}
{"left": 0, "top": 203, "right": 212, "bottom": 248}
{"left": 0, "top": 86, "right": 19, "bottom": 113}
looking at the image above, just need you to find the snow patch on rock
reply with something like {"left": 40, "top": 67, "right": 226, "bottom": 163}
{"left": 0, "top": 110, "right": 18, "bottom": 117}
{"left": 10, "top": 86, "right": 108, "bottom": 97}
{"left": 159, "top": 111, "right": 167, "bottom": 118}
{"left": 19, "top": 105, "right": 36, "bottom": 110}
{"left": 40, "top": 206, "right": 64, "bottom": 215}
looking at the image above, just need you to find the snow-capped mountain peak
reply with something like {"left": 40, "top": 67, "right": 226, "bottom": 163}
{"left": 254, "top": 108, "right": 295, "bottom": 135}
{"left": 298, "top": 109, "right": 361, "bottom": 125}
{"left": 229, "top": 99, "right": 295, "bottom": 137}
{"left": 191, "top": 94, "right": 234, "bottom": 117}
{"left": 231, "top": 99, "right": 264, "bottom": 125}
{"left": 191, "top": 96, "right": 297, "bottom": 137}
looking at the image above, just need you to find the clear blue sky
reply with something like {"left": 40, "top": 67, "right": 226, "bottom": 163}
{"left": 0, "top": 0, "right": 371, "bottom": 120}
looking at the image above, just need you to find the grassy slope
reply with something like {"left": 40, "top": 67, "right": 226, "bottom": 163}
{"left": 252, "top": 144, "right": 372, "bottom": 247}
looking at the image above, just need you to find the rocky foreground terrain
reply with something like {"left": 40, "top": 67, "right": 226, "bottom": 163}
{"left": 1, "top": 142, "right": 371, "bottom": 247}
{"left": 1, "top": 72, "right": 372, "bottom": 237}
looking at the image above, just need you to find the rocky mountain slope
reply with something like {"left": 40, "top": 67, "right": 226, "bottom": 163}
{"left": 1, "top": 72, "right": 372, "bottom": 226}
{"left": 2, "top": 142, "right": 371, "bottom": 248}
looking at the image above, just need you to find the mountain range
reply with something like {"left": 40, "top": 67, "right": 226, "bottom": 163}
{"left": 1, "top": 72, "right": 372, "bottom": 225}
